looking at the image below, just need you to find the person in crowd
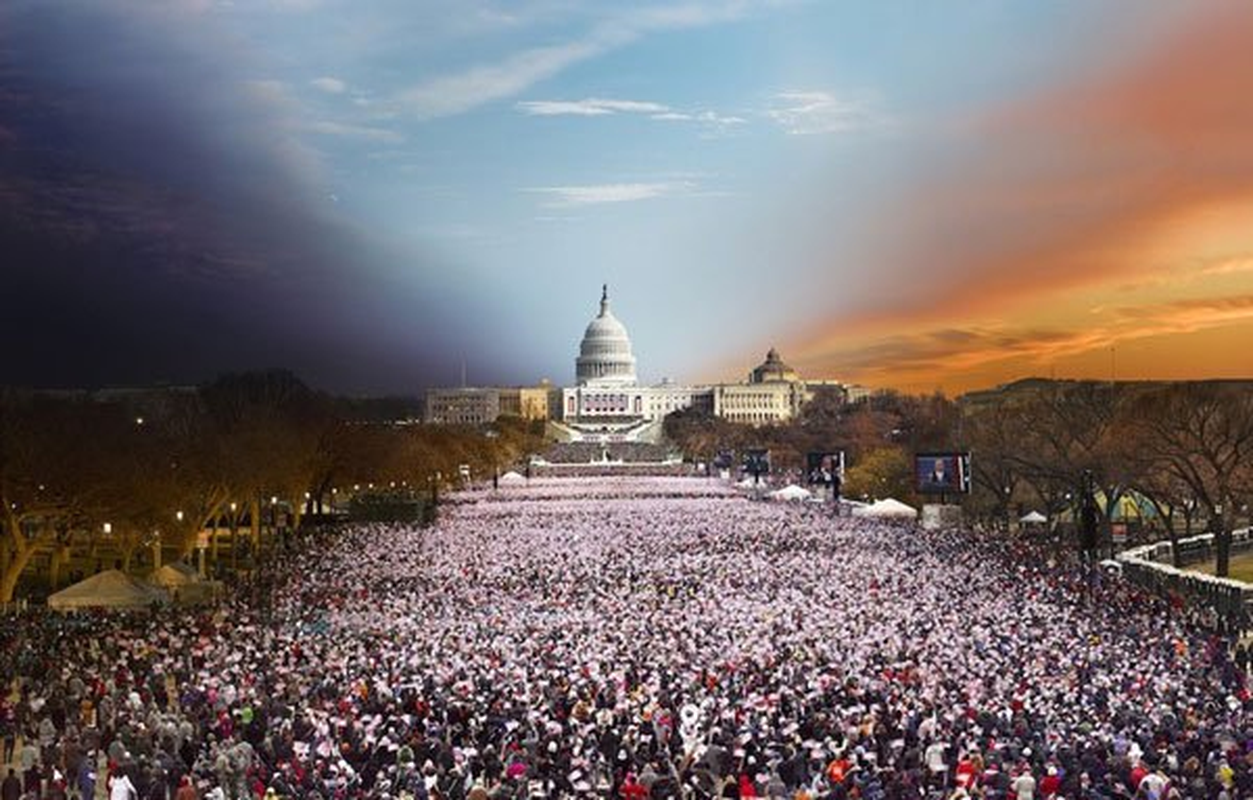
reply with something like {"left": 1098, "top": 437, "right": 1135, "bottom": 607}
{"left": 0, "top": 769, "right": 20, "bottom": 800}
{"left": 0, "top": 477, "right": 1249, "bottom": 800}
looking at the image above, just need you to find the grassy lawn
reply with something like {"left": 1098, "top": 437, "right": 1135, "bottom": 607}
{"left": 1187, "top": 551, "right": 1253, "bottom": 583}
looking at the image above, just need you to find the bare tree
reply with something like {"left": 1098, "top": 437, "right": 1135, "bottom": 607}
{"left": 1127, "top": 382, "right": 1253, "bottom": 576}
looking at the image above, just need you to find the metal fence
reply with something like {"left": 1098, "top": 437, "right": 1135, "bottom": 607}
{"left": 1117, "top": 528, "right": 1253, "bottom": 620}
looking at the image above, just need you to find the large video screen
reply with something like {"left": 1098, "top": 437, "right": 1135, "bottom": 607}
{"left": 915, "top": 452, "right": 971, "bottom": 495}
{"left": 742, "top": 449, "right": 770, "bottom": 476}
{"left": 806, "top": 451, "right": 844, "bottom": 485}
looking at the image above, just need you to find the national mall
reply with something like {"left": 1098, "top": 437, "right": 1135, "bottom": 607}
{"left": 424, "top": 286, "right": 866, "bottom": 442}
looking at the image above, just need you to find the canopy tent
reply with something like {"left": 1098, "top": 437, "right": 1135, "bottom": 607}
{"left": 148, "top": 563, "right": 222, "bottom": 604}
{"left": 1019, "top": 510, "right": 1048, "bottom": 524}
{"left": 769, "top": 484, "right": 812, "bottom": 502}
{"left": 148, "top": 562, "right": 200, "bottom": 588}
{"left": 499, "top": 471, "right": 526, "bottom": 484}
{"left": 47, "top": 570, "right": 169, "bottom": 611}
{"left": 853, "top": 498, "right": 918, "bottom": 519}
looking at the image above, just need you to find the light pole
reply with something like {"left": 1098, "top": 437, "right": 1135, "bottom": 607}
{"left": 269, "top": 495, "right": 282, "bottom": 557}
{"left": 230, "top": 502, "right": 239, "bottom": 570}
{"left": 1004, "top": 485, "right": 1013, "bottom": 534}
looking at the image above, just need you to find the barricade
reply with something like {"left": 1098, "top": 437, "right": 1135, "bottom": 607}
{"left": 1117, "top": 528, "right": 1253, "bottom": 620}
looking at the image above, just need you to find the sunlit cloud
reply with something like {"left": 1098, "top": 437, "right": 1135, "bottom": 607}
{"left": 791, "top": 4, "right": 1253, "bottom": 391}
{"left": 801, "top": 290, "right": 1253, "bottom": 391}
{"left": 1195, "top": 256, "right": 1253, "bottom": 278}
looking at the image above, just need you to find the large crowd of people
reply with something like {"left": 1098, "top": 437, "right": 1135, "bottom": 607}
{"left": 1, "top": 476, "right": 1250, "bottom": 800}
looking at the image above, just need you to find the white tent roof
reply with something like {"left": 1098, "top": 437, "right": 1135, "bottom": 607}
{"left": 853, "top": 498, "right": 918, "bottom": 519}
{"left": 499, "top": 471, "right": 526, "bottom": 483}
{"left": 48, "top": 570, "right": 169, "bottom": 611}
{"left": 148, "top": 562, "right": 203, "bottom": 588}
{"left": 1019, "top": 510, "right": 1048, "bottom": 524}
{"left": 770, "top": 484, "right": 812, "bottom": 502}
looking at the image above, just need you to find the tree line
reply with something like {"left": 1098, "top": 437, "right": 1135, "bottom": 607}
{"left": 4, "top": 373, "right": 1251, "bottom": 597}
{"left": 666, "top": 379, "right": 1253, "bottom": 576}
{"left": 0, "top": 370, "right": 544, "bottom": 602}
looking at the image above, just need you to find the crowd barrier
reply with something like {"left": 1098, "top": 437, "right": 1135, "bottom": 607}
{"left": 1117, "top": 528, "right": 1253, "bottom": 620}
{"left": 530, "top": 463, "right": 694, "bottom": 478}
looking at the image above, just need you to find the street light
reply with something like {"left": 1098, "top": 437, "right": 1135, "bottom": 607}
{"left": 176, "top": 510, "right": 184, "bottom": 522}
{"left": 102, "top": 522, "right": 112, "bottom": 535}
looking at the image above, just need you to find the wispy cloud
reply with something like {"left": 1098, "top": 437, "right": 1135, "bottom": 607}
{"left": 307, "top": 120, "right": 404, "bottom": 143}
{"left": 516, "top": 97, "right": 669, "bottom": 116}
{"left": 399, "top": 2, "right": 771, "bottom": 119}
{"left": 310, "top": 76, "right": 347, "bottom": 94}
{"left": 1115, "top": 294, "right": 1253, "bottom": 328}
{"left": 524, "top": 181, "right": 694, "bottom": 207}
{"left": 1195, "top": 255, "right": 1253, "bottom": 278}
{"left": 401, "top": 39, "right": 606, "bottom": 119}
{"left": 766, "top": 90, "right": 882, "bottom": 135}
{"left": 516, "top": 97, "right": 748, "bottom": 136}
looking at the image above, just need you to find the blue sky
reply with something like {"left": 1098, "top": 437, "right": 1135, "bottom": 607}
{"left": 7, "top": 1, "right": 1249, "bottom": 393}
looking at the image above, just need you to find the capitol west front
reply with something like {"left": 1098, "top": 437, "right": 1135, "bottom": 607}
{"left": 425, "top": 286, "right": 863, "bottom": 441}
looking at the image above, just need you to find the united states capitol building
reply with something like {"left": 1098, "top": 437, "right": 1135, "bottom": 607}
{"left": 425, "top": 286, "right": 866, "bottom": 442}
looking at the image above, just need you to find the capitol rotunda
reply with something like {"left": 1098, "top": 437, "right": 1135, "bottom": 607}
{"left": 575, "top": 285, "right": 637, "bottom": 387}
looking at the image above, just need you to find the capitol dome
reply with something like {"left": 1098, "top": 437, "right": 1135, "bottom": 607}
{"left": 576, "top": 285, "right": 638, "bottom": 386}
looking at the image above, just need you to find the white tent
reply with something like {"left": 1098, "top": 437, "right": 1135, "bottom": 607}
{"left": 148, "top": 563, "right": 222, "bottom": 604}
{"left": 47, "top": 570, "right": 169, "bottom": 611}
{"left": 148, "top": 562, "right": 200, "bottom": 588}
{"left": 1019, "top": 510, "right": 1048, "bottom": 524}
{"left": 499, "top": 471, "right": 526, "bottom": 484}
{"left": 769, "top": 484, "right": 812, "bottom": 502}
{"left": 853, "top": 498, "right": 918, "bottom": 519}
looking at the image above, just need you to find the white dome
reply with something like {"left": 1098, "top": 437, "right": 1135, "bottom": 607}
{"left": 576, "top": 285, "right": 637, "bottom": 386}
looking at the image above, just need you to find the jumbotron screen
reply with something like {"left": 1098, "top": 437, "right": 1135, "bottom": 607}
{"left": 806, "top": 451, "right": 844, "bottom": 485}
{"left": 742, "top": 449, "right": 770, "bottom": 476}
{"left": 915, "top": 452, "right": 971, "bottom": 495}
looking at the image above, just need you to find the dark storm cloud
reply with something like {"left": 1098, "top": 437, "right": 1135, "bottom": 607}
{"left": 0, "top": 1, "right": 481, "bottom": 393}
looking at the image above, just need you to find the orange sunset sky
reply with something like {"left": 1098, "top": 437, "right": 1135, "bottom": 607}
{"left": 771, "top": 3, "right": 1253, "bottom": 395}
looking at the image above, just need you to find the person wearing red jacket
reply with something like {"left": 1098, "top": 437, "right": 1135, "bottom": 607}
{"left": 620, "top": 772, "right": 648, "bottom": 799}
{"left": 738, "top": 772, "right": 758, "bottom": 798}
{"left": 1038, "top": 765, "right": 1061, "bottom": 797}
{"left": 955, "top": 755, "right": 978, "bottom": 790}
